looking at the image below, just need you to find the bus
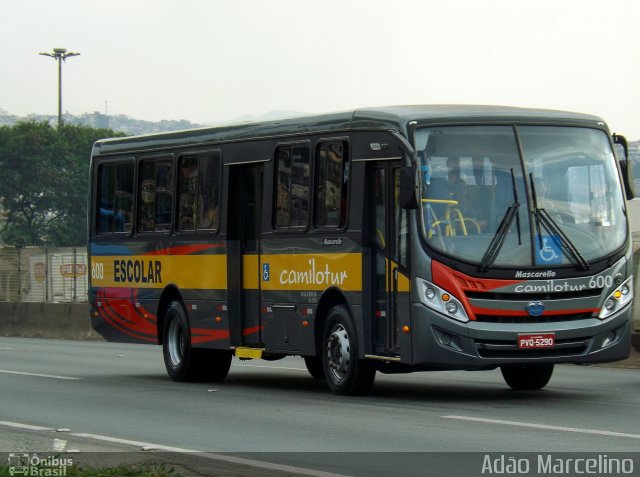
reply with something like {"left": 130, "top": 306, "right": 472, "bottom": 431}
{"left": 89, "top": 105, "right": 636, "bottom": 395}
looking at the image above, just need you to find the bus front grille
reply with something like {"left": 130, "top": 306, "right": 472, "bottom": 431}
{"left": 465, "top": 289, "right": 602, "bottom": 301}
{"left": 474, "top": 312, "right": 594, "bottom": 323}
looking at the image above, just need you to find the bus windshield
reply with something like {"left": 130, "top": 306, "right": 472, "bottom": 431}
{"left": 416, "top": 125, "right": 627, "bottom": 268}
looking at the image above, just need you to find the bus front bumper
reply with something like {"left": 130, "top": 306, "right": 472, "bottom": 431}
{"left": 409, "top": 303, "right": 631, "bottom": 370}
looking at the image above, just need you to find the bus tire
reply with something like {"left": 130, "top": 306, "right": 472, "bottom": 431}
{"left": 322, "top": 306, "right": 376, "bottom": 395}
{"left": 162, "top": 300, "right": 232, "bottom": 382}
{"left": 303, "top": 356, "right": 325, "bottom": 379}
{"left": 195, "top": 348, "right": 232, "bottom": 382}
{"left": 500, "top": 363, "right": 554, "bottom": 390}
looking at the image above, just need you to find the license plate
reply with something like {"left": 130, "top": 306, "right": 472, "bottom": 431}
{"left": 517, "top": 333, "right": 555, "bottom": 349}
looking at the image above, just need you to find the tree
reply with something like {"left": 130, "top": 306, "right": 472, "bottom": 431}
{"left": 0, "top": 121, "right": 124, "bottom": 247}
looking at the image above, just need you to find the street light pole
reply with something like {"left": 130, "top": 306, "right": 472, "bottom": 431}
{"left": 39, "top": 48, "right": 80, "bottom": 128}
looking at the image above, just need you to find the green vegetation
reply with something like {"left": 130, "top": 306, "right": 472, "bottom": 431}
{"left": 0, "top": 463, "right": 182, "bottom": 477}
{"left": 0, "top": 121, "right": 124, "bottom": 247}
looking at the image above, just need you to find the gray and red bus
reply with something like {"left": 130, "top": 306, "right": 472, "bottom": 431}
{"left": 89, "top": 105, "right": 635, "bottom": 394}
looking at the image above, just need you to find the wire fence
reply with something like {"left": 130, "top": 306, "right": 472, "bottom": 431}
{"left": 0, "top": 247, "right": 88, "bottom": 303}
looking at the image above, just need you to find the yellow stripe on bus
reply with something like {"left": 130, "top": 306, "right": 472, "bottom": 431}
{"left": 396, "top": 271, "right": 410, "bottom": 292}
{"left": 91, "top": 252, "right": 365, "bottom": 293}
{"left": 90, "top": 255, "right": 227, "bottom": 289}
{"left": 260, "top": 253, "right": 362, "bottom": 292}
{"left": 243, "top": 254, "right": 260, "bottom": 290}
{"left": 386, "top": 258, "right": 410, "bottom": 293}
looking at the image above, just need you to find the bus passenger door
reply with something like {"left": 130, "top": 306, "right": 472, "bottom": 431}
{"left": 369, "top": 162, "right": 411, "bottom": 356}
{"left": 227, "top": 164, "right": 263, "bottom": 348}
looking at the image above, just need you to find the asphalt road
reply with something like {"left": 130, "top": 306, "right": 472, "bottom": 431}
{"left": 1, "top": 337, "right": 640, "bottom": 476}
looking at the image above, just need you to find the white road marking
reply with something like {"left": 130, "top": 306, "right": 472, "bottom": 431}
{"left": 0, "top": 421, "right": 53, "bottom": 431}
{"left": 0, "top": 369, "right": 81, "bottom": 381}
{"left": 442, "top": 415, "right": 640, "bottom": 439}
{"left": 73, "top": 432, "right": 348, "bottom": 477}
{"left": 197, "top": 452, "right": 350, "bottom": 477}
{"left": 53, "top": 439, "right": 67, "bottom": 452}
{"left": 0, "top": 347, "right": 16, "bottom": 350}
{"left": 71, "top": 433, "right": 198, "bottom": 452}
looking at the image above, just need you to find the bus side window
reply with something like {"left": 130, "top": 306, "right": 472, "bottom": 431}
{"left": 98, "top": 164, "right": 116, "bottom": 234}
{"left": 316, "top": 141, "right": 348, "bottom": 228}
{"left": 97, "top": 161, "right": 133, "bottom": 235}
{"left": 291, "top": 147, "right": 310, "bottom": 226}
{"left": 155, "top": 161, "right": 173, "bottom": 231}
{"left": 178, "top": 156, "right": 198, "bottom": 231}
{"left": 274, "top": 145, "right": 310, "bottom": 229}
{"left": 198, "top": 153, "right": 221, "bottom": 231}
{"left": 178, "top": 152, "right": 221, "bottom": 232}
{"left": 138, "top": 158, "right": 174, "bottom": 233}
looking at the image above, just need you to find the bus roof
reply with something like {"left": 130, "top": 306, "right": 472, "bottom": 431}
{"left": 92, "top": 105, "right": 607, "bottom": 156}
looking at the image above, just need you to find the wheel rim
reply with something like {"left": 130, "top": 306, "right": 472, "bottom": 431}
{"left": 326, "top": 323, "right": 350, "bottom": 382}
{"left": 167, "top": 315, "right": 185, "bottom": 367}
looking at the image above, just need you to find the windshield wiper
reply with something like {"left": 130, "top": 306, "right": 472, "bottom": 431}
{"left": 529, "top": 174, "right": 590, "bottom": 271}
{"left": 480, "top": 169, "right": 521, "bottom": 272}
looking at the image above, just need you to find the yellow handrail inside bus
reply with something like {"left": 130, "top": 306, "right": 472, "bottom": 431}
{"left": 423, "top": 199, "right": 481, "bottom": 238}
{"left": 448, "top": 207, "right": 468, "bottom": 235}
{"left": 421, "top": 198, "right": 458, "bottom": 205}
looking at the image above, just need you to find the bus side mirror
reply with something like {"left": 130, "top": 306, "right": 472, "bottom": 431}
{"left": 400, "top": 167, "right": 418, "bottom": 209}
{"left": 613, "top": 134, "right": 635, "bottom": 199}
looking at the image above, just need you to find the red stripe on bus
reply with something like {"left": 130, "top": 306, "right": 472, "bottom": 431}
{"left": 242, "top": 326, "right": 262, "bottom": 336}
{"left": 97, "top": 303, "right": 157, "bottom": 343}
{"left": 96, "top": 288, "right": 157, "bottom": 342}
{"left": 471, "top": 306, "right": 600, "bottom": 317}
{"left": 191, "top": 328, "right": 230, "bottom": 344}
{"left": 432, "top": 261, "right": 524, "bottom": 292}
{"left": 432, "top": 260, "right": 525, "bottom": 321}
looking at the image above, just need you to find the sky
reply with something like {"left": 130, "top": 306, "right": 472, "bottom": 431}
{"left": 1, "top": 0, "right": 639, "bottom": 137}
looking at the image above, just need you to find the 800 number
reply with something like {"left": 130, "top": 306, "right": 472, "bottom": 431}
{"left": 91, "top": 262, "right": 104, "bottom": 280}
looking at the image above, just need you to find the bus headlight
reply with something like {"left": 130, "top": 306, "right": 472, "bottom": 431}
{"left": 425, "top": 287, "right": 436, "bottom": 300}
{"left": 599, "top": 276, "right": 633, "bottom": 319}
{"left": 417, "top": 278, "right": 469, "bottom": 323}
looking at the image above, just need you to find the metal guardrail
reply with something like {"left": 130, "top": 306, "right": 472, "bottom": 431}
{"left": 0, "top": 247, "right": 87, "bottom": 303}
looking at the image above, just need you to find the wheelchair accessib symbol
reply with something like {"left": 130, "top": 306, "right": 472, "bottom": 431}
{"left": 262, "top": 263, "right": 270, "bottom": 281}
{"left": 536, "top": 235, "right": 562, "bottom": 265}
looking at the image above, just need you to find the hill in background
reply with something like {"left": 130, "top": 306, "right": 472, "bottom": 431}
{"left": 0, "top": 109, "right": 308, "bottom": 135}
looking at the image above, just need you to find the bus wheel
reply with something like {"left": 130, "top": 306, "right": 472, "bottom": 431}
{"left": 500, "top": 363, "right": 554, "bottom": 390}
{"left": 303, "top": 356, "right": 324, "bottom": 379}
{"left": 322, "top": 306, "right": 376, "bottom": 395}
{"left": 196, "top": 349, "right": 232, "bottom": 382}
{"left": 162, "top": 300, "right": 231, "bottom": 382}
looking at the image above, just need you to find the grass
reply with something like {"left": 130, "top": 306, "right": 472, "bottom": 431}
{"left": 0, "top": 463, "right": 182, "bottom": 477}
